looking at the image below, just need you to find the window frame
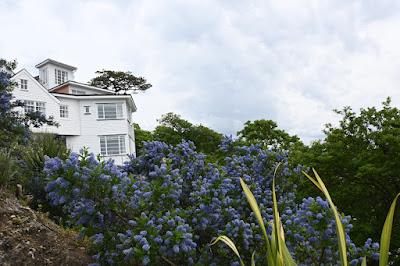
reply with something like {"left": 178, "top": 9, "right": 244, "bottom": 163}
{"left": 71, "top": 89, "right": 86, "bottom": 95}
{"left": 24, "top": 100, "right": 46, "bottom": 116}
{"left": 24, "top": 100, "right": 35, "bottom": 113}
{"left": 40, "top": 68, "right": 48, "bottom": 84}
{"left": 84, "top": 106, "right": 91, "bottom": 114}
{"left": 35, "top": 101, "right": 46, "bottom": 115}
{"left": 97, "top": 103, "right": 124, "bottom": 120}
{"left": 60, "top": 105, "right": 69, "bottom": 118}
{"left": 99, "top": 134, "right": 126, "bottom": 156}
{"left": 55, "top": 69, "right": 68, "bottom": 85}
{"left": 20, "top": 79, "right": 28, "bottom": 90}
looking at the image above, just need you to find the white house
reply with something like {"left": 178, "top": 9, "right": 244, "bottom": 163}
{"left": 11, "top": 58, "right": 136, "bottom": 164}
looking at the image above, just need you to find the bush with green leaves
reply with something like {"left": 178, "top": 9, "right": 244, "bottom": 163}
{"left": 18, "top": 133, "right": 70, "bottom": 209}
{"left": 215, "top": 170, "right": 398, "bottom": 266}
{"left": 0, "top": 148, "right": 19, "bottom": 187}
{"left": 41, "top": 140, "right": 380, "bottom": 265}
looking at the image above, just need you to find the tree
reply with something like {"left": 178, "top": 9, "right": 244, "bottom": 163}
{"left": 296, "top": 98, "right": 400, "bottom": 250}
{"left": 0, "top": 59, "right": 57, "bottom": 148}
{"left": 133, "top": 123, "right": 154, "bottom": 155}
{"left": 153, "top": 112, "right": 222, "bottom": 155}
{"left": 90, "top": 70, "right": 152, "bottom": 94}
{"left": 237, "top": 119, "right": 303, "bottom": 150}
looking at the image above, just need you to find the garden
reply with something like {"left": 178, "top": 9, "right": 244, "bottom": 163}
{"left": 1, "top": 59, "right": 400, "bottom": 266}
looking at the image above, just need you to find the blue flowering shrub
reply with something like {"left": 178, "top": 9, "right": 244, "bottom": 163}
{"left": 43, "top": 140, "right": 379, "bottom": 265}
{"left": 283, "top": 197, "right": 379, "bottom": 265}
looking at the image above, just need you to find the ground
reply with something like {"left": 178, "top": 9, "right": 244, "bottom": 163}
{"left": 0, "top": 189, "right": 91, "bottom": 265}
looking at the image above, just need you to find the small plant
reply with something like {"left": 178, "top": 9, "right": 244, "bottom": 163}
{"left": 0, "top": 148, "right": 19, "bottom": 187}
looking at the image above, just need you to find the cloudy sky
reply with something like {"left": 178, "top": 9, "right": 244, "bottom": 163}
{"left": 2, "top": 0, "right": 400, "bottom": 143}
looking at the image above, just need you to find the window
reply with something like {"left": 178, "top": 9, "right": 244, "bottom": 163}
{"left": 24, "top": 101, "right": 46, "bottom": 115}
{"left": 97, "top": 103, "right": 123, "bottom": 119}
{"left": 99, "top": 135, "right": 126, "bottom": 155}
{"left": 60, "top": 105, "right": 69, "bottom": 118}
{"left": 55, "top": 69, "right": 68, "bottom": 84}
{"left": 24, "top": 100, "right": 35, "bottom": 113}
{"left": 40, "top": 68, "right": 48, "bottom": 84}
{"left": 35, "top": 102, "right": 46, "bottom": 115}
{"left": 20, "top": 79, "right": 28, "bottom": 90}
{"left": 84, "top": 106, "right": 90, "bottom": 114}
{"left": 71, "top": 89, "right": 86, "bottom": 95}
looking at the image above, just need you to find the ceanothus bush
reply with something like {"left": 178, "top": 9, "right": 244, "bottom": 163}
{"left": 283, "top": 197, "right": 379, "bottom": 265}
{"left": 44, "top": 140, "right": 379, "bottom": 265}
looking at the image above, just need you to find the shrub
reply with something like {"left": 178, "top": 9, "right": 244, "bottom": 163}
{"left": 43, "top": 141, "right": 379, "bottom": 265}
{"left": 19, "top": 133, "right": 69, "bottom": 209}
{"left": 0, "top": 148, "right": 19, "bottom": 187}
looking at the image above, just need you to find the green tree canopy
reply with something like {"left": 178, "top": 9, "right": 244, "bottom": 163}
{"left": 152, "top": 112, "right": 222, "bottom": 155}
{"left": 133, "top": 123, "right": 154, "bottom": 155}
{"left": 90, "top": 70, "right": 152, "bottom": 94}
{"left": 0, "top": 59, "right": 57, "bottom": 148}
{"left": 237, "top": 119, "right": 302, "bottom": 150}
{"left": 297, "top": 97, "right": 400, "bottom": 248}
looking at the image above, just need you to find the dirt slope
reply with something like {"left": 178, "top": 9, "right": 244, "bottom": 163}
{"left": 0, "top": 190, "right": 91, "bottom": 265}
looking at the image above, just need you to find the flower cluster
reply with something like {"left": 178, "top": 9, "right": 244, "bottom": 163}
{"left": 283, "top": 197, "right": 379, "bottom": 265}
{"left": 44, "top": 141, "right": 379, "bottom": 265}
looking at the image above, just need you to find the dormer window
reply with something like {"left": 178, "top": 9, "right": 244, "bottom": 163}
{"left": 55, "top": 69, "right": 68, "bottom": 84}
{"left": 71, "top": 89, "right": 86, "bottom": 95}
{"left": 20, "top": 79, "right": 28, "bottom": 90}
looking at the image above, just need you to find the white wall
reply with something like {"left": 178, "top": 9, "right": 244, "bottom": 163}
{"left": 12, "top": 69, "right": 61, "bottom": 134}
{"left": 64, "top": 98, "right": 134, "bottom": 164}
{"left": 38, "top": 64, "right": 75, "bottom": 89}
{"left": 57, "top": 97, "right": 81, "bottom": 135}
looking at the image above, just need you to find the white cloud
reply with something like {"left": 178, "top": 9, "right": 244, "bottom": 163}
{"left": 2, "top": 0, "right": 400, "bottom": 143}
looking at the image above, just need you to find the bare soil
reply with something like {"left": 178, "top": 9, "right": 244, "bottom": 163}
{"left": 0, "top": 190, "right": 91, "bottom": 265}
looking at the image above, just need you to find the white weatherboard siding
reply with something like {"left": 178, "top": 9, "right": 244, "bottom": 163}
{"left": 12, "top": 69, "right": 60, "bottom": 134}
{"left": 76, "top": 99, "right": 131, "bottom": 164}
{"left": 37, "top": 60, "right": 76, "bottom": 90}
{"left": 11, "top": 59, "right": 137, "bottom": 164}
{"left": 57, "top": 97, "right": 81, "bottom": 135}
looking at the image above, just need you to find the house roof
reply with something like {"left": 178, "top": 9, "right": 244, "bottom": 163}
{"left": 49, "top": 80, "right": 114, "bottom": 94}
{"left": 51, "top": 92, "right": 137, "bottom": 112}
{"left": 35, "top": 58, "right": 77, "bottom": 71}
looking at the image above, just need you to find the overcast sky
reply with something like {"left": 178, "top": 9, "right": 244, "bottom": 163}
{"left": 2, "top": 0, "right": 400, "bottom": 143}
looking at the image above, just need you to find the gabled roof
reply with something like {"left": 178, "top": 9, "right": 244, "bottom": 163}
{"left": 49, "top": 80, "right": 114, "bottom": 94}
{"left": 35, "top": 58, "right": 77, "bottom": 71}
{"left": 12, "top": 69, "right": 61, "bottom": 104}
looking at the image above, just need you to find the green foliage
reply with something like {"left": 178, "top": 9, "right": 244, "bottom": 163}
{"left": 0, "top": 148, "right": 19, "bottom": 187}
{"left": 213, "top": 173, "right": 297, "bottom": 266}
{"left": 0, "top": 59, "right": 58, "bottom": 148}
{"left": 90, "top": 70, "right": 152, "bottom": 94}
{"left": 296, "top": 98, "right": 400, "bottom": 250}
{"left": 18, "top": 133, "right": 70, "bottom": 208}
{"left": 153, "top": 112, "right": 222, "bottom": 155}
{"left": 217, "top": 169, "right": 400, "bottom": 266}
{"left": 133, "top": 123, "right": 154, "bottom": 155}
{"left": 237, "top": 119, "right": 303, "bottom": 151}
{"left": 379, "top": 193, "right": 400, "bottom": 266}
{"left": 304, "top": 169, "right": 348, "bottom": 266}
